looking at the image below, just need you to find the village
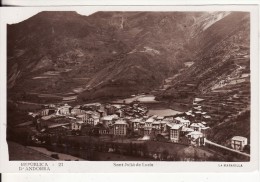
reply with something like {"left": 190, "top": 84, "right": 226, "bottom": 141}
{"left": 23, "top": 98, "right": 213, "bottom": 147}
{"left": 7, "top": 90, "right": 250, "bottom": 162}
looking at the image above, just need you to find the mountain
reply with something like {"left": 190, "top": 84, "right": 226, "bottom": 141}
{"left": 7, "top": 11, "right": 249, "bottom": 103}
{"left": 155, "top": 12, "right": 250, "bottom": 145}
{"left": 7, "top": 11, "right": 193, "bottom": 101}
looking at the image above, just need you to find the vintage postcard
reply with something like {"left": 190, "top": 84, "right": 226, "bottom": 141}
{"left": 0, "top": 5, "right": 259, "bottom": 173}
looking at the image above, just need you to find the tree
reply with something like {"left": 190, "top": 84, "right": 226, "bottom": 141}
{"left": 162, "top": 149, "right": 169, "bottom": 160}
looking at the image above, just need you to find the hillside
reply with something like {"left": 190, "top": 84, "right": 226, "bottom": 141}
{"left": 8, "top": 11, "right": 233, "bottom": 102}
{"left": 156, "top": 12, "right": 250, "bottom": 145}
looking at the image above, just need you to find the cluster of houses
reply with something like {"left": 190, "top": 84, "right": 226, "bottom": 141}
{"left": 27, "top": 99, "right": 215, "bottom": 147}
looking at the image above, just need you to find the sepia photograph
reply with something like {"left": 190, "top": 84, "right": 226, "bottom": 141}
{"left": 0, "top": 5, "right": 259, "bottom": 173}
{"left": 6, "top": 10, "right": 252, "bottom": 162}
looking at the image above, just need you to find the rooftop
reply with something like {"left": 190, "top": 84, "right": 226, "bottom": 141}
{"left": 101, "top": 114, "right": 118, "bottom": 121}
{"left": 190, "top": 123, "right": 206, "bottom": 128}
{"left": 171, "top": 124, "right": 183, "bottom": 130}
{"left": 174, "top": 117, "right": 190, "bottom": 123}
{"left": 186, "top": 131, "right": 203, "bottom": 136}
{"left": 114, "top": 120, "right": 127, "bottom": 125}
{"left": 232, "top": 136, "right": 247, "bottom": 141}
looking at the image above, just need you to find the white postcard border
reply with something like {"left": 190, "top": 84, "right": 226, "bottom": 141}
{"left": 0, "top": 5, "right": 259, "bottom": 173}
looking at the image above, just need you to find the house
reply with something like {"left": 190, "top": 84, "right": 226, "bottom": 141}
{"left": 85, "top": 111, "right": 94, "bottom": 118}
{"left": 105, "top": 104, "right": 117, "bottom": 115}
{"left": 92, "top": 115, "right": 100, "bottom": 125}
{"left": 76, "top": 114, "right": 88, "bottom": 123}
{"left": 57, "top": 104, "right": 72, "bottom": 115}
{"left": 139, "top": 121, "right": 145, "bottom": 129}
{"left": 101, "top": 114, "right": 118, "bottom": 127}
{"left": 113, "top": 120, "right": 127, "bottom": 136}
{"left": 190, "top": 123, "right": 207, "bottom": 132}
{"left": 156, "top": 116, "right": 164, "bottom": 121}
{"left": 41, "top": 109, "right": 55, "bottom": 116}
{"left": 231, "top": 136, "right": 248, "bottom": 151}
{"left": 48, "top": 104, "right": 56, "bottom": 108}
{"left": 97, "top": 109, "right": 107, "bottom": 117}
{"left": 185, "top": 111, "right": 195, "bottom": 120}
{"left": 116, "top": 109, "right": 124, "bottom": 118}
{"left": 164, "top": 116, "right": 174, "bottom": 123}
{"left": 160, "top": 120, "right": 167, "bottom": 132}
{"left": 170, "top": 124, "right": 183, "bottom": 143}
{"left": 113, "top": 104, "right": 124, "bottom": 110}
{"left": 79, "top": 112, "right": 100, "bottom": 126}
{"left": 145, "top": 117, "right": 155, "bottom": 127}
{"left": 143, "top": 127, "right": 152, "bottom": 136}
{"left": 138, "top": 121, "right": 145, "bottom": 135}
{"left": 98, "top": 125, "right": 113, "bottom": 135}
{"left": 86, "top": 117, "right": 95, "bottom": 126}
{"left": 186, "top": 131, "right": 205, "bottom": 146}
{"left": 71, "top": 121, "right": 84, "bottom": 131}
{"left": 152, "top": 121, "right": 160, "bottom": 130}
{"left": 152, "top": 121, "right": 161, "bottom": 136}
{"left": 71, "top": 105, "right": 85, "bottom": 115}
{"left": 174, "top": 117, "right": 190, "bottom": 127}
{"left": 41, "top": 109, "right": 49, "bottom": 116}
{"left": 131, "top": 118, "right": 142, "bottom": 131}
{"left": 181, "top": 127, "right": 194, "bottom": 135}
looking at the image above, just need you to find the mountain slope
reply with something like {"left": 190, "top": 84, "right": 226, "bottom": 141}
{"left": 7, "top": 11, "right": 205, "bottom": 101}
{"left": 7, "top": 11, "right": 249, "bottom": 104}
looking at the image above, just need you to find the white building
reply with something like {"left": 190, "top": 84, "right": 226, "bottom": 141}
{"left": 113, "top": 120, "right": 127, "bottom": 136}
{"left": 231, "top": 136, "right": 248, "bottom": 151}
{"left": 186, "top": 131, "right": 205, "bottom": 146}
{"left": 170, "top": 124, "right": 183, "bottom": 143}
{"left": 174, "top": 117, "right": 190, "bottom": 127}
{"left": 57, "top": 104, "right": 71, "bottom": 115}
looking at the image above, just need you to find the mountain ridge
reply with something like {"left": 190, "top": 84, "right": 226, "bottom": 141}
{"left": 7, "top": 11, "right": 249, "bottom": 102}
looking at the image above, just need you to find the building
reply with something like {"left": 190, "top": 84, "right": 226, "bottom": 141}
{"left": 152, "top": 121, "right": 160, "bottom": 130}
{"left": 71, "top": 121, "right": 84, "bottom": 131}
{"left": 41, "top": 108, "right": 55, "bottom": 116}
{"left": 160, "top": 120, "right": 167, "bottom": 133}
{"left": 76, "top": 114, "right": 88, "bottom": 123}
{"left": 113, "top": 120, "right": 127, "bottom": 136}
{"left": 143, "top": 127, "right": 152, "bottom": 136}
{"left": 71, "top": 105, "right": 85, "bottom": 115}
{"left": 145, "top": 117, "right": 155, "bottom": 127}
{"left": 170, "top": 124, "right": 183, "bottom": 143}
{"left": 101, "top": 114, "right": 118, "bottom": 127}
{"left": 152, "top": 121, "right": 161, "bottom": 136}
{"left": 181, "top": 127, "right": 194, "bottom": 135}
{"left": 186, "top": 131, "right": 205, "bottom": 146}
{"left": 105, "top": 104, "right": 117, "bottom": 115}
{"left": 231, "top": 136, "right": 248, "bottom": 151}
{"left": 116, "top": 109, "right": 124, "bottom": 118}
{"left": 98, "top": 125, "right": 113, "bottom": 135}
{"left": 185, "top": 110, "right": 195, "bottom": 120}
{"left": 131, "top": 118, "right": 142, "bottom": 131}
{"left": 57, "top": 104, "right": 72, "bottom": 115}
{"left": 174, "top": 117, "right": 190, "bottom": 127}
{"left": 86, "top": 117, "right": 95, "bottom": 126}
{"left": 190, "top": 123, "right": 206, "bottom": 132}
{"left": 156, "top": 116, "right": 164, "bottom": 121}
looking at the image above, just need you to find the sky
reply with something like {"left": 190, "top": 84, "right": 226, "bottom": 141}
{"left": 5, "top": 8, "right": 98, "bottom": 24}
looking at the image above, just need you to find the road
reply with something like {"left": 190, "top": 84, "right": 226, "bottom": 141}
{"left": 205, "top": 139, "right": 250, "bottom": 157}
